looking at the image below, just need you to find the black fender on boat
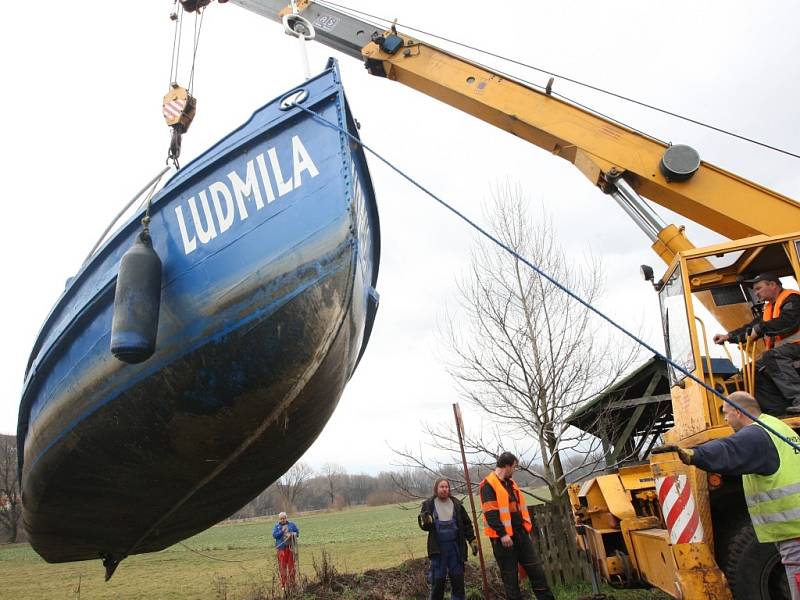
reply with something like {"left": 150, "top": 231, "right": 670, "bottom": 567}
{"left": 110, "top": 230, "right": 163, "bottom": 364}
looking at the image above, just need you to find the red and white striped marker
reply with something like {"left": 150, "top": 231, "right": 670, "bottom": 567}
{"left": 163, "top": 97, "right": 187, "bottom": 121}
{"left": 656, "top": 474, "right": 704, "bottom": 545}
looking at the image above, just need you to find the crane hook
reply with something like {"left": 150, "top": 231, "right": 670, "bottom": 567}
{"left": 162, "top": 83, "right": 197, "bottom": 169}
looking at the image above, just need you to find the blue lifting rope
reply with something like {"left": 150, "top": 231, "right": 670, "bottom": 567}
{"left": 291, "top": 102, "right": 800, "bottom": 454}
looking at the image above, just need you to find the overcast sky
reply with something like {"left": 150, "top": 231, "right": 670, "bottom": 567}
{"left": 2, "top": 1, "right": 799, "bottom": 474}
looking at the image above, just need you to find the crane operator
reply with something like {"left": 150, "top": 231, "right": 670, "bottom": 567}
{"left": 713, "top": 273, "right": 800, "bottom": 416}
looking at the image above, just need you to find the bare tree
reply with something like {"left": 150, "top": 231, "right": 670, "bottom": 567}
{"left": 275, "top": 462, "right": 314, "bottom": 512}
{"left": 0, "top": 435, "right": 21, "bottom": 543}
{"left": 394, "top": 185, "right": 640, "bottom": 507}
{"left": 342, "top": 473, "right": 378, "bottom": 506}
{"left": 320, "top": 463, "right": 346, "bottom": 506}
{"left": 388, "top": 467, "right": 437, "bottom": 501}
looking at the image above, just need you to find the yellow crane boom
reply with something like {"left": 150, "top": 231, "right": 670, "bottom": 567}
{"left": 229, "top": 0, "right": 800, "bottom": 264}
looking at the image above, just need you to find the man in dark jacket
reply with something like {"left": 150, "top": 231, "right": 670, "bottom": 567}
{"left": 418, "top": 478, "right": 478, "bottom": 600}
{"left": 713, "top": 273, "right": 800, "bottom": 415}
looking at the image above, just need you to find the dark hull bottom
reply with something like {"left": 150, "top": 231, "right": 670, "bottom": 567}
{"left": 23, "top": 250, "right": 360, "bottom": 563}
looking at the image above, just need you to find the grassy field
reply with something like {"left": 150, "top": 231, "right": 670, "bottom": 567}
{"left": 0, "top": 504, "right": 428, "bottom": 600}
{"left": 0, "top": 503, "right": 667, "bottom": 599}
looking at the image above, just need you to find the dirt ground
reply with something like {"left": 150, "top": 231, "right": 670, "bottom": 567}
{"left": 268, "top": 554, "right": 667, "bottom": 600}
{"left": 278, "top": 556, "right": 518, "bottom": 600}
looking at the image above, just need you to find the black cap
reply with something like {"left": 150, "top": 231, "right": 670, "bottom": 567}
{"left": 746, "top": 273, "right": 781, "bottom": 285}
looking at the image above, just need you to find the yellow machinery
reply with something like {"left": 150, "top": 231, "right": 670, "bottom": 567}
{"left": 226, "top": 2, "right": 800, "bottom": 597}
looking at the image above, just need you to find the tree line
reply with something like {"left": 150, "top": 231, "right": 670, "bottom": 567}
{"left": 229, "top": 462, "right": 484, "bottom": 519}
{"left": 228, "top": 457, "right": 584, "bottom": 521}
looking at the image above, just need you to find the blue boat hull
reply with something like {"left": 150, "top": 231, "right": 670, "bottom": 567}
{"left": 17, "top": 59, "right": 380, "bottom": 564}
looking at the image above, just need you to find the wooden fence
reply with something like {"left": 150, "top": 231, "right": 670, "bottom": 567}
{"left": 529, "top": 502, "right": 588, "bottom": 587}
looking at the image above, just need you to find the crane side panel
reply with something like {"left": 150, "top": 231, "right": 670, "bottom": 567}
{"left": 670, "top": 380, "right": 709, "bottom": 439}
{"left": 629, "top": 529, "right": 678, "bottom": 596}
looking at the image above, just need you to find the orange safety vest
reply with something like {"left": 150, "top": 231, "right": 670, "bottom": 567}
{"left": 764, "top": 289, "right": 800, "bottom": 349}
{"left": 480, "top": 471, "right": 532, "bottom": 538}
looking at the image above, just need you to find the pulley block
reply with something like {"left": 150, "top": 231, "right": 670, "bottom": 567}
{"left": 162, "top": 83, "right": 197, "bottom": 133}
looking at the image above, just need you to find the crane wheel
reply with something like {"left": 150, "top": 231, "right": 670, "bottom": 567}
{"left": 716, "top": 516, "right": 790, "bottom": 599}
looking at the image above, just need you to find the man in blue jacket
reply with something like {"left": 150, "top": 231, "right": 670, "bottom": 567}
{"left": 662, "top": 392, "right": 800, "bottom": 599}
{"left": 272, "top": 511, "right": 299, "bottom": 589}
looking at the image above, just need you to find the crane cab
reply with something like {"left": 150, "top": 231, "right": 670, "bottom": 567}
{"left": 569, "top": 232, "right": 800, "bottom": 600}
{"left": 638, "top": 232, "right": 800, "bottom": 598}
{"left": 659, "top": 231, "right": 800, "bottom": 444}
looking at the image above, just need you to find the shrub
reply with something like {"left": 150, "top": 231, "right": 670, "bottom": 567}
{"left": 330, "top": 494, "right": 348, "bottom": 510}
{"left": 312, "top": 548, "right": 338, "bottom": 588}
{"left": 365, "top": 490, "right": 406, "bottom": 506}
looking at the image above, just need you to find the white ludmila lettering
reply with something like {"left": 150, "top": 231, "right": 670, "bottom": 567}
{"left": 255, "top": 153, "right": 276, "bottom": 204}
{"left": 228, "top": 160, "right": 264, "bottom": 220}
{"left": 292, "top": 135, "right": 319, "bottom": 186}
{"left": 210, "top": 181, "right": 235, "bottom": 233}
{"left": 174, "top": 136, "right": 320, "bottom": 255}
{"left": 268, "top": 147, "right": 293, "bottom": 197}
{"left": 189, "top": 192, "right": 218, "bottom": 243}
{"left": 175, "top": 205, "right": 197, "bottom": 255}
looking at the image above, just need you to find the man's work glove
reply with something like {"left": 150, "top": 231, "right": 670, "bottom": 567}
{"left": 470, "top": 540, "right": 479, "bottom": 556}
{"left": 652, "top": 444, "right": 694, "bottom": 465}
{"left": 420, "top": 512, "right": 433, "bottom": 526}
{"left": 676, "top": 447, "right": 695, "bottom": 465}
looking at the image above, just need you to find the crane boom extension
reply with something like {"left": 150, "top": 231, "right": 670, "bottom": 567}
{"left": 230, "top": 0, "right": 800, "bottom": 245}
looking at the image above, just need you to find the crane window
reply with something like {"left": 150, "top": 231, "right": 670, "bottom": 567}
{"left": 710, "top": 284, "right": 748, "bottom": 307}
{"left": 659, "top": 266, "right": 695, "bottom": 384}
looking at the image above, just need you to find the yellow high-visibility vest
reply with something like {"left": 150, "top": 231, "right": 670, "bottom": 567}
{"left": 744, "top": 414, "right": 800, "bottom": 543}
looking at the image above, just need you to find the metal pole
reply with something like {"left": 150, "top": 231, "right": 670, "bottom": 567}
{"left": 453, "top": 403, "right": 491, "bottom": 600}
{"left": 298, "top": 35, "right": 311, "bottom": 79}
{"left": 291, "top": 533, "right": 299, "bottom": 588}
{"left": 289, "top": 0, "right": 311, "bottom": 79}
{"left": 609, "top": 189, "right": 659, "bottom": 242}
{"left": 614, "top": 177, "right": 666, "bottom": 233}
